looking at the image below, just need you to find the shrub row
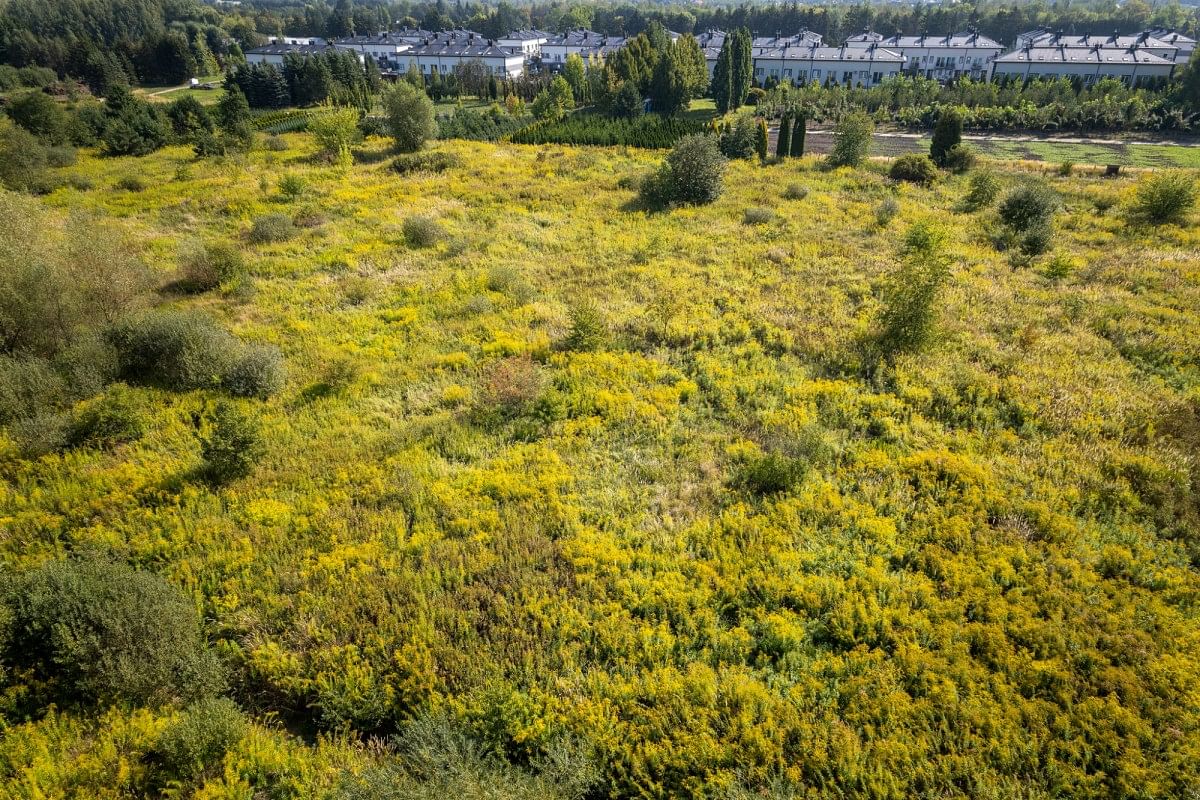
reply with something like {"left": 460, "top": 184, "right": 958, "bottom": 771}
{"left": 510, "top": 113, "right": 706, "bottom": 149}
{"left": 437, "top": 107, "right": 531, "bottom": 142}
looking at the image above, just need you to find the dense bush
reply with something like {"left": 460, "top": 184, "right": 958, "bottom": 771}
{"left": 177, "top": 241, "right": 247, "bottom": 293}
{"left": 69, "top": 383, "right": 145, "bottom": 448}
{"left": 6, "top": 89, "right": 69, "bottom": 145}
{"left": 390, "top": 151, "right": 461, "bottom": 175}
{"left": 943, "top": 143, "right": 976, "bottom": 174}
{"left": 278, "top": 173, "right": 306, "bottom": 201}
{"left": 383, "top": 82, "right": 437, "bottom": 153}
{"left": 930, "top": 107, "right": 963, "bottom": 167}
{"left": 639, "top": 134, "right": 726, "bottom": 208}
{"left": 743, "top": 206, "right": 775, "bottom": 225}
{"left": 782, "top": 183, "right": 808, "bottom": 200}
{"left": 735, "top": 451, "right": 806, "bottom": 495}
{"left": 563, "top": 301, "right": 608, "bottom": 352}
{"left": 437, "top": 107, "right": 530, "bottom": 141}
{"left": 827, "top": 112, "right": 873, "bottom": 169}
{"left": 0, "top": 557, "right": 224, "bottom": 707}
{"left": 249, "top": 213, "right": 296, "bottom": 244}
{"left": 998, "top": 182, "right": 1058, "bottom": 232}
{"left": 889, "top": 154, "right": 938, "bottom": 185}
{"left": 153, "top": 698, "right": 247, "bottom": 785}
{"left": 107, "top": 310, "right": 237, "bottom": 391}
{"left": 202, "top": 400, "right": 263, "bottom": 483}
{"left": 0, "top": 119, "right": 48, "bottom": 191}
{"left": 222, "top": 344, "right": 286, "bottom": 399}
{"left": 1130, "top": 171, "right": 1196, "bottom": 226}
{"left": 963, "top": 170, "right": 1000, "bottom": 210}
{"left": 403, "top": 215, "right": 445, "bottom": 248}
{"left": 45, "top": 145, "right": 77, "bottom": 167}
{"left": 511, "top": 113, "right": 704, "bottom": 149}
{"left": 718, "top": 115, "right": 756, "bottom": 160}
{"left": 875, "top": 196, "right": 899, "bottom": 227}
{"left": 871, "top": 221, "right": 951, "bottom": 362}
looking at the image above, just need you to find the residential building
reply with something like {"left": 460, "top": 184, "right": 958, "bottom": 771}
{"left": 844, "top": 30, "right": 1003, "bottom": 80}
{"left": 1145, "top": 28, "right": 1196, "bottom": 65}
{"left": 498, "top": 30, "right": 551, "bottom": 57}
{"left": 1015, "top": 29, "right": 1178, "bottom": 62}
{"left": 392, "top": 42, "right": 526, "bottom": 79}
{"left": 989, "top": 44, "right": 1175, "bottom": 85}
{"left": 754, "top": 42, "right": 905, "bottom": 87}
{"left": 752, "top": 30, "right": 822, "bottom": 56}
{"left": 539, "top": 30, "right": 627, "bottom": 66}
{"left": 245, "top": 41, "right": 336, "bottom": 66}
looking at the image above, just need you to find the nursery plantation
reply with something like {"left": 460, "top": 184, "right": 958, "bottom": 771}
{"left": 2, "top": 134, "right": 1200, "bottom": 800}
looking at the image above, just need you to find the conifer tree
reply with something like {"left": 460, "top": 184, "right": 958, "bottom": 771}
{"left": 712, "top": 42, "right": 732, "bottom": 114}
{"left": 755, "top": 117, "right": 769, "bottom": 161}
{"left": 776, "top": 113, "right": 791, "bottom": 159}
{"left": 791, "top": 113, "right": 806, "bottom": 157}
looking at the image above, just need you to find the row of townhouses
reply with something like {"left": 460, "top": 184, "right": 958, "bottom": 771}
{"left": 244, "top": 26, "right": 1196, "bottom": 88}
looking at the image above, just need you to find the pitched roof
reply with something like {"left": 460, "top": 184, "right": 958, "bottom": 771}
{"left": 760, "top": 43, "right": 905, "bottom": 63}
{"left": 849, "top": 32, "right": 1003, "bottom": 49}
{"left": 246, "top": 42, "right": 331, "bottom": 56}
{"left": 993, "top": 45, "right": 1174, "bottom": 65}
{"left": 401, "top": 43, "right": 520, "bottom": 59}
{"left": 543, "top": 29, "right": 625, "bottom": 47}
{"left": 500, "top": 29, "right": 550, "bottom": 41}
{"left": 1018, "top": 30, "right": 1174, "bottom": 51}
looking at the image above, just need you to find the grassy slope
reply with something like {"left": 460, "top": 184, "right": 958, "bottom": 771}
{"left": 3, "top": 137, "right": 1200, "bottom": 798}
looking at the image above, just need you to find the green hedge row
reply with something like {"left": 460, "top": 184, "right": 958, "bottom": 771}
{"left": 509, "top": 113, "right": 706, "bottom": 149}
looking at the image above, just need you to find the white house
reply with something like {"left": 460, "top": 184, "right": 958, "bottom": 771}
{"left": 539, "top": 30, "right": 627, "bottom": 66}
{"left": 989, "top": 44, "right": 1176, "bottom": 85}
{"left": 393, "top": 43, "right": 526, "bottom": 79}
{"left": 696, "top": 29, "right": 727, "bottom": 77}
{"left": 1015, "top": 29, "right": 1178, "bottom": 62}
{"left": 754, "top": 43, "right": 905, "bottom": 87}
{"left": 331, "top": 33, "right": 415, "bottom": 63}
{"left": 844, "top": 30, "right": 1003, "bottom": 80}
{"left": 498, "top": 30, "right": 550, "bottom": 57}
{"left": 1144, "top": 28, "right": 1195, "bottom": 65}
{"left": 752, "top": 31, "right": 822, "bottom": 56}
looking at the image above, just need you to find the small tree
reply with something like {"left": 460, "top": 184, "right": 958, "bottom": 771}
{"left": 755, "top": 117, "right": 769, "bottom": 162}
{"left": 827, "top": 112, "right": 873, "bottom": 169}
{"left": 640, "top": 133, "right": 726, "bottom": 208}
{"left": 563, "top": 53, "right": 587, "bottom": 105}
{"left": 1131, "top": 171, "right": 1196, "bottom": 225}
{"left": 531, "top": 76, "right": 574, "bottom": 122}
{"left": 201, "top": 400, "right": 262, "bottom": 483}
{"left": 930, "top": 107, "right": 963, "bottom": 168}
{"left": 0, "top": 119, "right": 47, "bottom": 190}
{"left": 872, "top": 221, "right": 951, "bottom": 362}
{"left": 381, "top": 81, "right": 436, "bottom": 153}
{"left": 215, "top": 85, "right": 253, "bottom": 151}
{"left": 309, "top": 106, "right": 359, "bottom": 167}
{"left": 890, "top": 154, "right": 938, "bottom": 185}
{"left": 6, "top": 89, "right": 69, "bottom": 145}
{"left": 790, "top": 113, "right": 806, "bottom": 157}
{"left": 775, "top": 114, "right": 791, "bottom": 160}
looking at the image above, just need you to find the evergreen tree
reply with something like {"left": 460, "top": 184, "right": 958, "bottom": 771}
{"left": 612, "top": 81, "right": 643, "bottom": 119}
{"left": 930, "top": 106, "right": 963, "bottom": 167}
{"left": 563, "top": 53, "right": 587, "bottom": 106}
{"left": 776, "top": 113, "right": 791, "bottom": 159}
{"left": 730, "top": 28, "right": 753, "bottom": 111}
{"left": 712, "top": 43, "right": 732, "bottom": 114}
{"left": 755, "top": 117, "right": 769, "bottom": 161}
{"left": 649, "top": 49, "right": 689, "bottom": 117}
{"left": 790, "top": 113, "right": 806, "bottom": 157}
{"left": 676, "top": 34, "right": 709, "bottom": 97}
{"left": 405, "top": 63, "right": 424, "bottom": 91}
{"left": 215, "top": 84, "right": 253, "bottom": 151}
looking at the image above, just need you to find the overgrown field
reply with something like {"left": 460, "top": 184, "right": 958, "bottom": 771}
{"left": 2, "top": 135, "right": 1199, "bottom": 799}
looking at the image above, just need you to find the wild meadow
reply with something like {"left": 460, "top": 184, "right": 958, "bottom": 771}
{"left": 1, "top": 133, "right": 1199, "bottom": 799}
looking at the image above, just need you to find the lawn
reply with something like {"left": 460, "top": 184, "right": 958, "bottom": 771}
{"left": 136, "top": 74, "right": 227, "bottom": 106}
{"left": 3, "top": 135, "right": 1199, "bottom": 798}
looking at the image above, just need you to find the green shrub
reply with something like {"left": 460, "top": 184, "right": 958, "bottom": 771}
{"left": 404, "top": 215, "right": 444, "bottom": 248}
{"left": 177, "top": 241, "right": 247, "bottom": 293}
{"left": 390, "top": 151, "right": 462, "bottom": 175}
{"left": 827, "top": 112, "right": 873, "bottom": 169}
{"left": 998, "top": 182, "right": 1058, "bottom": 232}
{"left": 564, "top": 301, "right": 608, "bottom": 352}
{"left": 0, "top": 119, "right": 48, "bottom": 191}
{"left": 782, "top": 183, "right": 808, "bottom": 200}
{"left": 107, "top": 310, "right": 238, "bottom": 391}
{"left": 640, "top": 134, "right": 726, "bottom": 208}
{"left": 1019, "top": 221, "right": 1053, "bottom": 256}
{"left": 1057, "top": 161, "right": 1074, "bottom": 177}
{"left": 872, "top": 221, "right": 951, "bottom": 361}
{"left": 964, "top": 170, "right": 1000, "bottom": 210}
{"left": 1131, "top": 171, "right": 1196, "bottom": 226}
{"left": 278, "top": 173, "right": 306, "bottom": 201}
{"left": 0, "top": 557, "right": 224, "bottom": 706}
{"left": 382, "top": 82, "right": 437, "bottom": 153}
{"left": 115, "top": 176, "right": 145, "bottom": 192}
{"left": 735, "top": 451, "right": 806, "bottom": 495}
{"left": 718, "top": 116, "right": 756, "bottom": 160}
{"left": 511, "top": 113, "right": 704, "bottom": 149}
{"left": 0, "top": 355, "right": 68, "bottom": 425}
{"left": 69, "top": 383, "right": 145, "bottom": 448}
{"left": 7, "top": 90, "right": 69, "bottom": 144}
{"left": 943, "top": 144, "right": 976, "bottom": 174}
{"left": 875, "top": 196, "right": 900, "bottom": 227}
{"left": 889, "top": 154, "right": 938, "bottom": 185}
{"left": 930, "top": 107, "right": 963, "bottom": 167}
{"left": 46, "top": 146, "right": 77, "bottom": 168}
{"left": 201, "top": 400, "right": 263, "bottom": 483}
{"left": 154, "top": 697, "right": 247, "bottom": 784}
{"left": 743, "top": 206, "right": 774, "bottom": 225}
{"left": 249, "top": 213, "right": 296, "bottom": 244}
{"left": 222, "top": 343, "right": 286, "bottom": 399}
{"left": 264, "top": 134, "right": 288, "bottom": 151}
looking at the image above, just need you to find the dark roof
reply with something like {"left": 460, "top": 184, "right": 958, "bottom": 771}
{"left": 246, "top": 42, "right": 331, "bottom": 56}
{"left": 500, "top": 29, "right": 551, "bottom": 40}
{"left": 994, "top": 45, "right": 1174, "bottom": 65}
{"left": 760, "top": 43, "right": 905, "bottom": 62}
